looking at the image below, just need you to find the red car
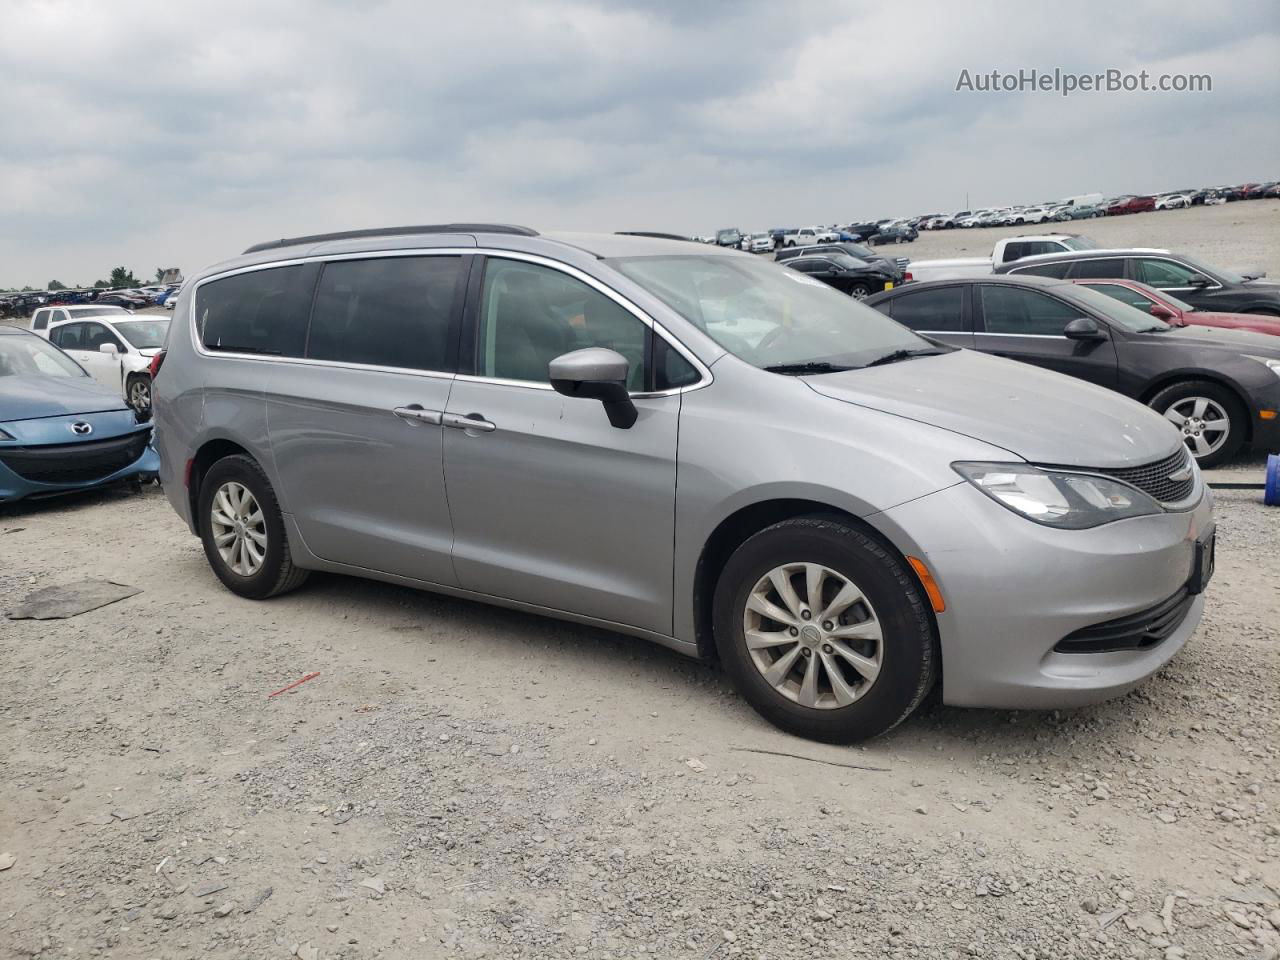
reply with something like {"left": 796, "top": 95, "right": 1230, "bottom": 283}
{"left": 1075, "top": 278, "right": 1280, "bottom": 337}
{"left": 1105, "top": 195, "right": 1156, "bottom": 215}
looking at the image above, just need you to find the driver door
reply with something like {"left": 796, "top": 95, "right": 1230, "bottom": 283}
{"left": 973, "top": 285, "right": 1118, "bottom": 388}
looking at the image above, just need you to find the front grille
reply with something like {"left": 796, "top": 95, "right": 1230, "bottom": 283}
{"left": 1055, "top": 587, "right": 1194, "bottom": 654}
{"left": 0, "top": 430, "right": 151, "bottom": 485}
{"left": 1095, "top": 447, "right": 1194, "bottom": 505}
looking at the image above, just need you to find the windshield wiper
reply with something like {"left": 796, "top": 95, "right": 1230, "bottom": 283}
{"left": 763, "top": 361, "right": 853, "bottom": 375}
{"left": 863, "top": 348, "right": 945, "bottom": 368}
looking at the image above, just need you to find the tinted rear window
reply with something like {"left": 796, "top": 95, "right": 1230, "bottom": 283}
{"left": 888, "top": 286, "right": 966, "bottom": 332}
{"left": 197, "top": 264, "right": 316, "bottom": 356}
{"left": 307, "top": 256, "right": 463, "bottom": 371}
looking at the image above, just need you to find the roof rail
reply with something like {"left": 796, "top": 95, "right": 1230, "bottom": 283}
{"left": 614, "top": 231, "right": 695, "bottom": 242}
{"left": 243, "top": 223, "right": 539, "bottom": 255}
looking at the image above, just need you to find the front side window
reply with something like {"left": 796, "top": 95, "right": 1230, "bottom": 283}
{"left": 1134, "top": 258, "right": 1199, "bottom": 288}
{"left": 0, "top": 334, "right": 86, "bottom": 378}
{"left": 979, "top": 286, "right": 1082, "bottom": 336}
{"left": 889, "top": 287, "right": 966, "bottom": 332}
{"left": 477, "top": 259, "right": 647, "bottom": 391}
{"left": 197, "top": 264, "right": 316, "bottom": 357}
{"left": 1066, "top": 258, "right": 1125, "bottom": 279}
{"left": 1013, "top": 261, "right": 1071, "bottom": 279}
{"left": 611, "top": 254, "right": 934, "bottom": 370}
{"left": 81, "top": 322, "right": 123, "bottom": 351}
{"left": 307, "top": 256, "right": 462, "bottom": 371}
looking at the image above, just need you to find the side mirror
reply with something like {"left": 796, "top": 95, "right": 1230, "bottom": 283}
{"left": 99, "top": 343, "right": 119, "bottom": 356}
{"left": 549, "top": 347, "right": 637, "bottom": 429}
{"left": 1148, "top": 304, "right": 1176, "bottom": 319}
{"left": 1064, "top": 317, "right": 1106, "bottom": 341}
{"left": 1186, "top": 274, "right": 1211, "bottom": 287}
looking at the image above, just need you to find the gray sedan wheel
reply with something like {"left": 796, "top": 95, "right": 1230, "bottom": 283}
{"left": 1149, "top": 380, "right": 1245, "bottom": 468}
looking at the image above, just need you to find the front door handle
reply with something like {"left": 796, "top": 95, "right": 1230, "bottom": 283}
{"left": 393, "top": 404, "right": 443, "bottom": 426}
{"left": 442, "top": 412, "right": 496, "bottom": 433}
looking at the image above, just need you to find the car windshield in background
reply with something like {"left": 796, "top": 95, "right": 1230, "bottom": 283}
{"left": 1067, "top": 284, "right": 1171, "bottom": 333}
{"left": 610, "top": 254, "right": 939, "bottom": 371}
{"left": 114, "top": 319, "right": 169, "bottom": 349}
{"left": 1061, "top": 236, "right": 1098, "bottom": 251}
{"left": 0, "top": 335, "right": 86, "bottom": 378}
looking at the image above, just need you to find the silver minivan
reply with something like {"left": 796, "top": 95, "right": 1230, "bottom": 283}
{"left": 154, "top": 225, "right": 1215, "bottom": 742}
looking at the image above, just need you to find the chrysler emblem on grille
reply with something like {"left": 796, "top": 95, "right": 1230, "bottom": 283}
{"left": 1167, "top": 466, "right": 1192, "bottom": 483}
{"left": 70, "top": 421, "right": 93, "bottom": 436}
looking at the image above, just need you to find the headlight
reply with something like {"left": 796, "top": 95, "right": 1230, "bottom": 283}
{"left": 953, "top": 462, "right": 1163, "bottom": 529}
{"left": 1244, "top": 355, "right": 1280, "bottom": 379}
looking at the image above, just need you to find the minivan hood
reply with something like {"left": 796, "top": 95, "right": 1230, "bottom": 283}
{"left": 0, "top": 374, "right": 128, "bottom": 422}
{"left": 803, "top": 349, "right": 1179, "bottom": 468}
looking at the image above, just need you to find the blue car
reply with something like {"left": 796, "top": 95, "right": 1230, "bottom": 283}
{"left": 0, "top": 327, "right": 159, "bottom": 503}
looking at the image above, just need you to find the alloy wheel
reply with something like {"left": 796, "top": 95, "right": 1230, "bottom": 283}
{"left": 209, "top": 481, "right": 267, "bottom": 576}
{"left": 1164, "top": 396, "right": 1230, "bottom": 459}
{"left": 742, "top": 562, "right": 883, "bottom": 709}
{"left": 129, "top": 379, "right": 151, "bottom": 410}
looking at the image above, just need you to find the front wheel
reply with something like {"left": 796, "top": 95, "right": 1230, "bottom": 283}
{"left": 198, "top": 455, "right": 310, "bottom": 599}
{"left": 713, "top": 517, "right": 937, "bottom": 743}
{"left": 1149, "top": 380, "right": 1246, "bottom": 468}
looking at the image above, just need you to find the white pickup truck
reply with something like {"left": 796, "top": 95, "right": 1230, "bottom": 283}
{"left": 906, "top": 234, "right": 1099, "bottom": 283}
{"left": 782, "top": 226, "right": 839, "bottom": 247}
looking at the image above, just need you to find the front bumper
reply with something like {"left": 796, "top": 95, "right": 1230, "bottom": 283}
{"left": 0, "top": 423, "right": 158, "bottom": 503}
{"left": 872, "top": 479, "right": 1214, "bottom": 710}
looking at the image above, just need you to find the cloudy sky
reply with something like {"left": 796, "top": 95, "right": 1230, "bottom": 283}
{"left": 1, "top": 0, "right": 1276, "bottom": 287}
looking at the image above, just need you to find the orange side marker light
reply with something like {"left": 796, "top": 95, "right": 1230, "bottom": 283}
{"left": 906, "top": 556, "right": 946, "bottom": 613}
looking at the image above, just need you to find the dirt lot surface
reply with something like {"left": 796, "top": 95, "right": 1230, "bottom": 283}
{"left": 893, "top": 199, "right": 1280, "bottom": 281}
{"left": 2, "top": 201, "right": 1279, "bottom": 960}
{"left": 1, "top": 489, "right": 1279, "bottom": 960}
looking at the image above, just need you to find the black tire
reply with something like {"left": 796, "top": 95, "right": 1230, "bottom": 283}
{"left": 713, "top": 516, "right": 937, "bottom": 743}
{"left": 197, "top": 454, "right": 309, "bottom": 599}
{"left": 847, "top": 282, "right": 871, "bottom": 299}
{"left": 1147, "top": 380, "right": 1247, "bottom": 468}
{"left": 126, "top": 373, "right": 152, "bottom": 415}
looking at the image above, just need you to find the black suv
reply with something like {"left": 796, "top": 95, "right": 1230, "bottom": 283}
{"left": 865, "top": 275, "right": 1280, "bottom": 466}
{"left": 994, "top": 250, "right": 1280, "bottom": 317}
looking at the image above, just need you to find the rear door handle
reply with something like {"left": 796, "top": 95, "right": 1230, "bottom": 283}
{"left": 442, "top": 412, "right": 496, "bottom": 433}
{"left": 393, "top": 405, "right": 443, "bottom": 426}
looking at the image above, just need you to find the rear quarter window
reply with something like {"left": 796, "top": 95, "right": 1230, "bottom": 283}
{"left": 196, "top": 264, "right": 318, "bottom": 357}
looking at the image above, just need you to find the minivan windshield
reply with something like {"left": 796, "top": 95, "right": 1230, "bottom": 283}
{"left": 611, "top": 254, "right": 942, "bottom": 371}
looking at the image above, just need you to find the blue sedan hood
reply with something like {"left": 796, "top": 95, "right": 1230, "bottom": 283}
{"left": 0, "top": 375, "right": 128, "bottom": 423}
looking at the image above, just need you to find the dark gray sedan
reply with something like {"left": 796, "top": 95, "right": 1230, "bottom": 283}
{"left": 866, "top": 275, "right": 1280, "bottom": 466}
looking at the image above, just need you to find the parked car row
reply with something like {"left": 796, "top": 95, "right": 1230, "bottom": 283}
{"left": 0, "top": 283, "right": 181, "bottom": 319}
{"left": 27, "top": 305, "right": 167, "bottom": 412}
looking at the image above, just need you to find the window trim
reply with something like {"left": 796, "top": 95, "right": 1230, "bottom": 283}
{"left": 188, "top": 248, "right": 712, "bottom": 397}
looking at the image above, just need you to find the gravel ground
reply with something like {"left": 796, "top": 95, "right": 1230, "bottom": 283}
{"left": 1, "top": 486, "right": 1279, "bottom": 960}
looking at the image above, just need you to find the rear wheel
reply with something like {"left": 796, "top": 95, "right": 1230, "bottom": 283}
{"left": 1149, "top": 380, "right": 1247, "bottom": 467}
{"left": 198, "top": 455, "right": 309, "bottom": 599}
{"left": 847, "top": 282, "right": 871, "bottom": 300}
{"left": 126, "top": 374, "right": 152, "bottom": 415}
{"left": 713, "top": 516, "right": 937, "bottom": 743}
